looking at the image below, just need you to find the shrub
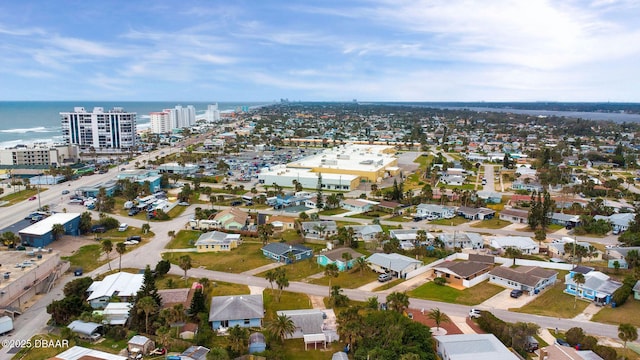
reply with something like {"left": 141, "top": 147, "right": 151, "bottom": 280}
{"left": 155, "top": 259, "right": 171, "bottom": 276}
{"left": 593, "top": 345, "right": 618, "bottom": 360}
{"left": 565, "top": 327, "right": 585, "bottom": 346}
{"left": 612, "top": 285, "right": 632, "bottom": 307}
{"left": 107, "top": 326, "right": 127, "bottom": 341}
{"left": 433, "top": 277, "right": 446, "bottom": 286}
{"left": 580, "top": 335, "right": 598, "bottom": 351}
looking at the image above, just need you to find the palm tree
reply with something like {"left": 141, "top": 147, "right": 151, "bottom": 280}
{"left": 618, "top": 323, "right": 638, "bottom": 355}
{"left": 572, "top": 273, "right": 585, "bottom": 309}
{"left": 265, "top": 269, "right": 277, "bottom": 291}
{"left": 275, "top": 269, "right": 289, "bottom": 302}
{"left": 51, "top": 223, "right": 65, "bottom": 241}
{"left": 102, "top": 239, "right": 113, "bottom": 271}
{"left": 178, "top": 255, "right": 192, "bottom": 284}
{"left": 324, "top": 263, "right": 340, "bottom": 296}
{"left": 141, "top": 223, "right": 151, "bottom": 234}
{"left": 313, "top": 224, "right": 327, "bottom": 240}
{"left": 116, "top": 242, "right": 126, "bottom": 271}
{"left": 504, "top": 247, "right": 522, "bottom": 266}
{"left": 354, "top": 257, "right": 367, "bottom": 276}
{"left": 266, "top": 314, "right": 296, "bottom": 343}
{"left": 341, "top": 252, "right": 353, "bottom": 269}
{"left": 228, "top": 325, "right": 249, "bottom": 354}
{"left": 137, "top": 296, "right": 158, "bottom": 334}
{"left": 386, "top": 291, "right": 410, "bottom": 313}
{"left": 427, "top": 308, "right": 451, "bottom": 331}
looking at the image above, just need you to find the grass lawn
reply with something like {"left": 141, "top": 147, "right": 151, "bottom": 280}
{"left": 511, "top": 282, "right": 590, "bottom": 318}
{"left": 280, "top": 338, "right": 339, "bottom": 360}
{"left": 166, "top": 204, "right": 188, "bottom": 218}
{"left": 430, "top": 217, "right": 469, "bottom": 226}
{"left": 263, "top": 289, "right": 312, "bottom": 320}
{"left": 257, "top": 258, "right": 324, "bottom": 281}
{"left": 162, "top": 242, "right": 272, "bottom": 273}
{"left": 62, "top": 244, "right": 104, "bottom": 272}
{"left": 470, "top": 218, "right": 511, "bottom": 229}
{"left": 280, "top": 229, "right": 303, "bottom": 242}
{"left": 414, "top": 154, "right": 434, "bottom": 167}
{"left": 387, "top": 215, "right": 412, "bottom": 222}
{"left": 591, "top": 298, "right": 640, "bottom": 327}
{"left": 165, "top": 230, "right": 200, "bottom": 249}
{"left": 409, "top": 281, "right": 504, "bottom": 305}
{"left": 319, "top": 208, "right": 350, "bottom": 216}
{"left": 547, "top": 224, "right": 564, "bottom": 231}
{"left": 309, "top": 269, "right": 379, "bottom": 289}
{"left": 0, "top": 188, "right": 43, "bottom": 206}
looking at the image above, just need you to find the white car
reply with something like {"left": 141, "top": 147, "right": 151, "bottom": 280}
{"left": 469, "top": 309, "right": 482, "bottom": 319}
{"left": 123, "top": 240, "right": 139, "bottom": 246}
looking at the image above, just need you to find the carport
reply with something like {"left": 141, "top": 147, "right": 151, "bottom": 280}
{"left": 304, "top": 333, "right": 326, "bottom": 350}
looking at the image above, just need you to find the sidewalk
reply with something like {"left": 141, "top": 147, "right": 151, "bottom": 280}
{"left": 240, "top": 261, "right": 284, "bottom": 276}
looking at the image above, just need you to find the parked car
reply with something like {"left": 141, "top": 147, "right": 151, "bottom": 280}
{"left": 74, "top": 268, "right": 83, "bottom": 276}
{"left": 525, "top": 336, "right": 539, "bottom": 352}
{"left": 118, "top": 223, "right": 128, "bottom": 232}
{"left": 555, "top": 338, "right": 570, "bottom": 347}
{"left": 510, "top": 289, "right": 524, "bottom": 298}
{"left": 28, "top": 196, "right": 37, "bottom": 201}
{"left": 177, "top": 202, "right": 190, "bottom": 206}
{"left": 469, "top": 309, "right": 482, "bottom": 319}
{"left": 62, "top": 190, "right": 70, "bottom": 195}
{"left": 378, "top": 273, "right": 392, "bottom": 282}
{"left": 128, "top": 208, "right": 140, "bottom": 216}
{"left": 127, "top": 236, "right": 141, "bottom": 242}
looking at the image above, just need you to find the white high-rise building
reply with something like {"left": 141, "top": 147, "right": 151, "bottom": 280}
{"left": 173, "top": 105, "right": 196, "bottom": 128}
{"left": 61, "top": 107, "right": 136, "bottom": 149}
{"left": 206, "top": 103, "right": 221, "bottom": 122}
{"left": 150, "top": 111, "right": 172, "bottom": 134}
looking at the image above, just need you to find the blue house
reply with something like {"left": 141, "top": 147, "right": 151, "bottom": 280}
{"left": 117, "top": 170, "right": 162, "bottom": 193}
{"left": 209, "top": 294, "right": 264, "bottom": 330}
{"left": 317, "top": 248, "right": 364, "bottom": 271}
{"left": 75, "top": 180, "right": 118, "bottom": 197}
{"left": 18, "top": 213, "right": 81, "bottom": 247}
{"left": 565, "top": 267, "right": 622, "bottom": 305}
{"left": 261, "top": 243, "right": 313, "bottom": 264}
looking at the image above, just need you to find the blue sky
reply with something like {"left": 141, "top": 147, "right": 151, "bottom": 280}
{"left": 1, "top": 0, "right": 639, "bottom": 102}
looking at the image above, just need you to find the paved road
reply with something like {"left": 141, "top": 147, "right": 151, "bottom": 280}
{"left": 484, "top": 164, "right": 495, "bottom": 192}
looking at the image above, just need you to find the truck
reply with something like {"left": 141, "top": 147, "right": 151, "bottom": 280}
{"left": 0, "top": 316, "right": 14, "bottom": 335}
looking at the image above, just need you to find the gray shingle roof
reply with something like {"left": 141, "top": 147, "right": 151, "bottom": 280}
{"left": 435, "top": 261, "right": 493, "bottom": 278}
{"left": 209, "top": 294, "right": 264, "bottom": 322}
{"left": 262, "top": 242, "right": 311, "bottom": 256}
{"left": 490, "top": 266, "right": 557, "bottom": 287}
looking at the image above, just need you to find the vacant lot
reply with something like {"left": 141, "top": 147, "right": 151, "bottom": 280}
{"left": 308, "top": 269, "right": 379, "bottom": 289}
{"left": 162, "top": 242, "right": 272, "bottom": 273}
{"left": 591, "top": 298, "right": 640, "bottom": 328}
{"left": 165, "top": 230, "right": 200, "bottom": 249}
{"left": 470, "top": 218, "right": 511, "bottom": 229}
{"left": 409, "top": 281, "right": 504, "bottom": 305}
{"left": 510, "top": 282, "right": 590, "bottom": 318}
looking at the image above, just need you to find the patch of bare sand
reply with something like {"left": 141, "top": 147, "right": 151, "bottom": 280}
{"left": 309, "top": 295, "right": 326, "bottom": 309}
{"left": 49, "top": 235, "right": 99, "bottom": 257}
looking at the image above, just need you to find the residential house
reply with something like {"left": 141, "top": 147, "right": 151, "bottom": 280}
{"left": 317, "top": 248, "right": 365, "bottom": 271}
{"left": 194, "top": 231, "right": 241, "bottom": 252}
{"left": 128, "top": 335, "right": 155, "bottom": 356}
{"left": 86, "top": 272, "right": 144, "bottom": 309}
{"left": 489, "top": 266, "right": 557, "bottom": 295}
{"left": 594, "top": 213, "right": 635, "bottom": 233}
{"left": 549, "top": 213, "right": 581, "bottom": 228}
{"left": 432, "top": 261, "right": 493, "bottom": 288}
{"left": 390, "top": 229, "right": 434, "bottom": 245}
{"left": 547, "top": 239, "right": 599, "bottom": 260}
{"left": 565, "top": 268, "right": 622, "bottom": 305}
{"left": 440, "top": 174, "right": 465, "bottom": 186}
{"left": 476, "top": 190, "right": 503, "bottom": 204}
{"left": 213, "top": 207, "right": 250, "bottom": 230}
{"left": 301, "top": 220, "right": 338, "bottom": 240}
{"left": 367, "top": 253, "right": 423, "bottom": 279}
{"left": 276, "top": 309, "right": 324, "bottom": 339}
{"left": 633, "top": 280, "right": 640, "bottom": 300}
{"left": 180, "top": 346, "right": 210, "bottom": 360}
{"left": 265, "top": 215, "right": 297, "bottom": 231}
{"left": 436, "top": 334, "right": 519, "bottom": 360}
{"left": 341, "top": 198, "right": 374, "bottom": 213}
{"left": 376, "top": 200, "right": 404, "bottom": 214}
{"left": 209, "top": 294, "right": 264, "bottom": 330}
{"left": 456, "top": 206, "right": 496, "bottom": 220}
{"left": 52, "top": 346, "right": 127, "bottom": 360}
{"left": 261, "top": 242, "right": 313, "bottom": 263}
{"left": 158, "top": 287, "right": 194, "bottom": 309}
{"left": 416, "top": 204, "right": 455, "bottom": 219}
{"left": 490, "top": 236, "right": 539, "bottom": 255}
{"left": 348, "top": 224, "right": 383, "bottom": 242}
{"left": 101, "top": 302, "right": 132, "bottom": 325}
{"left": 511, "top": 179, "right": 544, "bottom": 192}
{"left": 438, "top": 232, "right": 484, "bottom": 250}
{"left": 542, "top": 344, "right": 605, "bottom": 360}
{"left": 499, "top": 208, "right": 529, "bottom": 224}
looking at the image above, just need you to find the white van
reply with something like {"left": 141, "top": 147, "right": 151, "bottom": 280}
{"left": 118, "top": 223, "right": 128, "bottom": 232}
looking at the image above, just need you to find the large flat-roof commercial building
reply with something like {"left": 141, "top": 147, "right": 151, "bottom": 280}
{"left": 60, "top": 107, "right": 136, "bottom": 149}
{"left": 258, "top": 144, "right": 399, "bottom": 191}
{"left": 18, "top": 213, "right": 81, "bottom": 248}
{"left": 0, "top": 144, "right": 79, "bottom": 166}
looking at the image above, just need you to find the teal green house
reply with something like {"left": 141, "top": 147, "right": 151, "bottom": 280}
{"left": 317, "top": 248, "right": 365, "bottom": 272}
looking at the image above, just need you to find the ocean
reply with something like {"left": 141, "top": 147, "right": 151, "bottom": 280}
{"left": 0, "top": 101, "right": 271, "bottom": 149}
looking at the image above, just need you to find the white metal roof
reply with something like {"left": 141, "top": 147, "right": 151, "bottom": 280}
{"left": 87, "top": 272, "right": 144, "bottom": 301}
{"left": 53, "top": 346, "right": 127, "bottom": 360}
{"left": 19, "top": 213, "right": 81, "bottom": 236}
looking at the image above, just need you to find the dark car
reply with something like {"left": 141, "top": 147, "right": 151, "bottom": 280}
{"left": 128, "top": 208, "right": 140, "bottom": 216}
{"left": 127, "top": 236, "right": 142, "bottom": 242}
{"left": 555, "top": 338, "right": 570, "bottom": 347}
{"left": 62, "top": 190, "right": 70, "bottom": 195}
{"left": 91, "top": 225, "right": 106, "bottom": 233}
{"left": 510, "top": 289, "right": 524, "bottom": 298}
{"left": 74, "top": 268, "right": 83, "bottom": 276}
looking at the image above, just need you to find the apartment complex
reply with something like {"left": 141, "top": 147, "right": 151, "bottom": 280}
{"left": 0, "top": 144, "right": 79, "bottom": 166}
{"left": 149, "top": 105, "right": 196, "bottom": 134}
{"left": 60, "top": 107, "right": 136, "bottom": 149}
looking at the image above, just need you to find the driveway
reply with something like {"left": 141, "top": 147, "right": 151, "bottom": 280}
{"left": 478, "top": 289, "right": 538, "bottom": 310}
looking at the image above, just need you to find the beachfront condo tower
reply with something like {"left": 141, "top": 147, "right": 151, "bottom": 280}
{"left": 61, "top": 107, "right": 137, "bottom": 149}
